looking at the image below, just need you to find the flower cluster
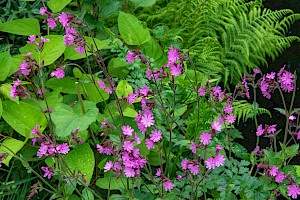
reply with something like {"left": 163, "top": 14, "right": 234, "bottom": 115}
{"left": 10, "top": 79, "right": 27, "bottom": 99}
{"left": 155, "top": 169, "right": 174, "bottom": 191}
{"left": 50, "top": 67, "right": 65, "bottom": 79}
{"left": 204, "top": 146, "right": 226, "bottom": 170}
{"left": 256, "top": 124, "right": 277, "bottom": 137}
{"left": 257, "top": 66, "right": 294, "bottom": 99}
{"left": 40, "top": 7, "right": 86, "bottom": 54}
{"left": 30, "top": 125, "right": 70, "bottom": 158}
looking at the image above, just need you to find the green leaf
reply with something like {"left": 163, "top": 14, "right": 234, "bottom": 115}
{"left": 118, "top": 12, "right": 150, "bottom": 45}
{"left": 80, "top": 75, "right": 109, "bottom": 103}
{"left": 140, "top": 37, "right": 163, "bottom": 61}
{"left": 2, "top": 101, "right": 48, "bottom": 137}
{"left": 10, "top": 55, "right": 23, "bottom": 75}
{"left": 96, "top": 177, "right": 132, "bottom": 190}
{"left": 130, "top": 0, "right": 156, "bottom": 8}
{"left": 47, "top": 0, "right": 72, "bottom": 13}
{"left": 174, "top": 105, "right": 187, "bottom": 117}
{"left": 64, "top": 37, "right": 115, "bottom": 60}
{"left": 0, "top": 51, "right": 12, "bottom": 81}
{"left": 108, "top": 57, "right": 129, "bottom": 78}
{"left": 51, "top": 101, "right": 98, "bottom": 138}
{"left": 82, "top": 188, "right": 94, "bottom": 200}
{"left": 45, "top": 77, "right": 79, "bottom": 94}
{"left": 19, "top": 35, "right": 66, "bottom": 66}
{"left": 116, "top": 80, "right": 133, "bottom": 98}
{"left": 123, "top": 107, "right": 137, "bottom": 118}
{"left": 0, "top": 138, "right": 25, "bottom": 166}
{"left": 273, "top": 107, "right": 286, "bottom": 116}
{"left": 0, "top": 99, "right": 2, "bottom": 118}
{"left": 65, "top": 143, "right": 95, "bottom": 185}
{"left": 0, "top": 18, "right": 40, "bottom": 36}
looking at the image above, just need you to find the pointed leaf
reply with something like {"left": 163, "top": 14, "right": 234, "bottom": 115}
{"left": 0, "top": 18, "right": 40, "bottom": 36}
{"left": 0, "top": 138, "right": 25, "bottom": 166}
{"left": 118, "top": 12, "right": 150, "bottom": 45}
{"left": 130, "top": 0, "right": 156, "bottom": 8}
{"left": 48, "top": 0, "right": 72, "bottom": 13}
{"left": 0, "top": 51, "right": 12, "bottom": 81}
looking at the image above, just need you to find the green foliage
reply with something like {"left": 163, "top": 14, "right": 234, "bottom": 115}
{"left": 233, "top": 100, "right": 271, "bottom": 123}
{"left": 47, "top": 0, "right": 72, "bottom": 13}
{"left": 139, "top": 0, "right": 300, "bottom": 85}
{"left": 118, "top": 12, "right": 151, "bottom": 45}
{"left": 0, "top": 18, "right": 40, "bottom": 36}
{"left": 0, "top": 51, "right": 12, "bottom": 81}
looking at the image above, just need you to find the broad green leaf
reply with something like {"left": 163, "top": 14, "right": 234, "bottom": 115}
{"left": 0, "top": 51, "right": 12, "bottom": 81}
{"left": 45, "top": 77, "right": 79, "bottom": 94}
{"left": 123, "top": 107, "right": 137, "bottom": 118}
{"left": 109, "top": 194, "right": 128, "bottom": 200}
{"left": 273, "top": 107, "right": 286, "bottom": 116}
{"left": 116, "top": 80, "right": 133, "bottom": 98}
{"left": 130, "top": 0, "right": 156, "bottom": 8}
{"left": 140, "top": 37, "right": 163, "bottom": 61}
{"left": 65, "top": 143, "right": 95, "bottom": 184}
{"left": 51, "top": 101, "right": 98, "bottom": 138}
{"left": 118, "top": 12, "right": 150, "bottom": 45}
{"left": 19, "top": 35, "right": 65, "bottom": 66}
{"left": 99, "top": 1, "right": 122, "bottom": 18}
{"left": 107, "top": 57, "right": 129, "bottom": 78}
{"left": 80, "top": 75, "right": 109, "bottom": 103}
{"left": 64, "top": 37, "right": 115, "bottom": 60}
{"left": 82, "top": 188, "right": 94, "bottom": 200}
{"left": 0, "top": 18, "right": 40, "bottom": 36}
{"left": 2, "top": 101, "right": 48, "bottom": 137}
{"left": 0, "top": 138, "right": 25, "bottom": 166}
{"left": 96, "top": 177, "right": 132, "bottom": 190}
{"left": 10, "top": 55, "right": 23, "bottom": 75}
{"left": 48, "top": 0, "right": 72, "bottom": 13}
{"left": 174, "top": 105, "right": 187, "bottom": 117}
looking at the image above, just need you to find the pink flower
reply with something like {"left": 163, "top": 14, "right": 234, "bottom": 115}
{"left": 150, "top": 129, "right": 162, "bottom": 142}
{"left": 180, "top": 159, "right": 188, "bottom": 172}
{"left": 287, "top": 184, "right": 300, "bottom": 199}
{"left": 256, "top": 124, "right": 264, "bottom": 136}
{"left": 269, "top": 166, "right": 278, "bottom": 177}
{"left": 267, "top": 125, "right": 276, "bottom": 134}
{"left": 28, "top": 35, "right": 36, "bottom": 43}
{"left": 188, "top": 163, "right": 200, "bottom": 175}
{"left": 225, "top": 115, "right": 236, "bottom": 124}
{"left": 211, "top": 121, "right": 222, "bottom": 131}
{"left": 37, "top": 142, "right": 48, "bottom": 158}
{"left": 214, "top": 154, "right": 225, "bottom": 167}
{"left": 104, "top": 161, "right": 113, "bottom": 172}
{"left": 146, "top": 68, "right": 152, "bottom": 80}
{"left": 289, "top": 115, "right": 296, "bottom": 121}
{"left": 123, "top": 141, "right": 134, "bottom": 152}
{"left": 31, "top": 125, "right": 39, "bottom": 134}
{"left": 266, "top": 72, "right": 276, "bottom": 79}
{"left": 50, "top": 68, "right": 65, "bottom": 78}
{"left": 58, "top": 12, "right": 69, "bottom": 28}
{"left": 190, "top": 142, "right": 197, "bottom": 154}
{"left": 275, "top": 171, "right": 285, "bottom": 183}
{"left": 145, "top": 138, "right": 154, "bottom": 150}
{"left": 253, "top": 146, "right": 260, "bottom": 154}
{"left": 75, "top": 45, "right": 85, "bottom": 54}
{"left": 126, "top": 51, "right": 135, "bottom": 64}
{"left": 19, "top": 60, "right": 29, "bottom": 76}
{"left": 200, "top": 133, "right": 211, "bottom": 145}
{"left": 134, "top": 133, "right": 141, "bottom": 144}
{"left": 163, "top": 180, "right": 174, "bottom": 191}
{"left": 39, "top": 7, "right": 47, "bottom": 15}
{"left": 141, "top": 113, "right": 155, "bottom": 127}
{"left": 140, "top": 85, "right": 149, "bottom": 96}
{"left": 278, "top": 71, "right": 294, "bottom": 85}
{"left": 198, "top": 87, "right": 206, "bottom": 96}
{"left": 253, "top": 69, "right": 260, "bottom": 74}
{"left": 224, "top": 103, "right": 233, "bottom": 114}
{"left": 47, "top": 18, "right": 57, "bottom": 29}
{"left": 168, "top": 45, "right": 179, "bottom": 65}
{"left": 205, "top": 157, "right": 215, "bottom": 170}
{"left": 297, "top": 131, "right": 300, "bottom": 140}
{"left": 41, "top": 166, "right": 53, "bottom": 179}
{"left": 122, "top": 125, "right": 134, "bottom": 136}
{"left": 124, "top": 167, "right": 135, "bottom": 177}
{"left": 155, "top": 168, "right": 161, "bottom": 177}
{"left": 170, "top": 64, "right": 182, "bottom": 76}
{"left": 56, "top": 143, "right": 70, "bottom": 154}
{"left": 127, "top": 93, "right": 138, "bottom": 104}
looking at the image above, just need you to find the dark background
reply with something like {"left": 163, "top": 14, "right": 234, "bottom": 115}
{"left": 237, "top": 0, "right": 300, "bottom": 163}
